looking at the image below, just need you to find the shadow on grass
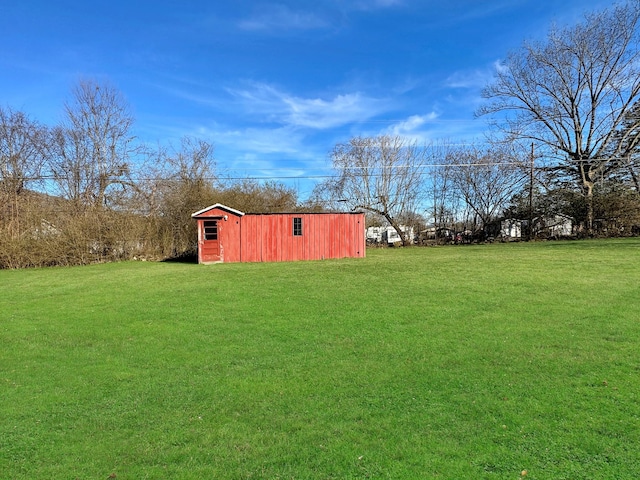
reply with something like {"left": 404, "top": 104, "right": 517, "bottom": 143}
{"left": 161, "top": 252, "right": 198, "bottom": 264}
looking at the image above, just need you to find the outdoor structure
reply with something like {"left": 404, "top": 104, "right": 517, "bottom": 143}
{"left": 191, "top": 204, "right": 366, "bottom": 264}
{"left": 366, "top": 225, "right": 414, "bottom": 245}
{"left": 418, "top": 226, "right": 455, "bottom": 244}
{"left": 381, "top": 225, "right": 414, "bottom": 246}
{"left": 500, "top": 219, "right": 522, "bottom": 240}
{"left": 540, "top": 214, "right": 573, "bottom": 238}
{"left": 365, "top": 226, "right": 385, "bottom": 244}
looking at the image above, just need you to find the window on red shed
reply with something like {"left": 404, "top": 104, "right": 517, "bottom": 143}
{"left": 204, "top": 220, "right": 218, "bottom": 240}
{"left": 293, "top": 217, "right": 302, "bottom": 236}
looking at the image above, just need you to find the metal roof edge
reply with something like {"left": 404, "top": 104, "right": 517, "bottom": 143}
{"left": 243, "top": 211, "right": 363, "bottom": 215}
{"left": 191, "top": 204, "right": 246, "bottom": 218}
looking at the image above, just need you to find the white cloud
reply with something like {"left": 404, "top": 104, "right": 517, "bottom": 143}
{"left": 374, "top": 0, "right": 402, "bottom": 6}
{"left": 380, "top": 113, "right": 454, "bottom": 144}
{"left": 238, "top": 5, "right": 329, "bottom": 32}
{"left": 237, "top": 1, "right": 407, "bottom": 32}
{"left": 387, "top": 113, "right": 438, "bottom": 135}
{"left": 349, "top": 0, "right": 404, "bottom": 11}
{"left": 445, "top": 68, "right": 493, "bottom": 89}
{"left": 283, "top": 93, "right": 388, "bottom": 129}
{"left": 224, "top": 127, "right": 303, "bottom": 155}
{"left": 227, "top": 82, "right": 390, "bottom": 129}
{"left": 197, "top": 125, "right": 327, "bottom": 191}
{"left": 370, "top": 111, "right": 487, "bottom": 145}
{"left": 493, "top": 59, "right": 509, "bottom": 75}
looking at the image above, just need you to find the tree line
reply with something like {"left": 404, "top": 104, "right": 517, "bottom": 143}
{"left": 313, "top": 1, "right": 640, "bottom": 244}
{"left": 0, "top": 80, "right": 319, "bottom": 268}
{"left": 3, "top": 1, "right": 640, "bottom": 267}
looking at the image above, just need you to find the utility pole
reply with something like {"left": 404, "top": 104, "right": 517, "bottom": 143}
{"left": 528, "top": 143, "right": 534, "bottom": 241}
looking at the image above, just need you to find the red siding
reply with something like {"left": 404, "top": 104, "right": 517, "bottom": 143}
{"left": 194, "top": 208, "right": 364, "bottom": 264}
{"left": 225, "top": 215, "right": 242, "bottom": 262}
{"left": 240, "top": 215, "right": 261, "bottom": 262}
{"left": 193, "top": 207, "right": 243, "bottom": 263}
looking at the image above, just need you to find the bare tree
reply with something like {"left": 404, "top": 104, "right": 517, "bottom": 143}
{"left": 425, "top": 142, "right": 464, "bottom": 241}
{"left": 604, "top": 100, "right": 640, "bottom": 193}
{"left": 479, "top": 1, "right": 640, "bottom": 233}
{"left": 0, "top": 107, "right": 49, "bottom": 240}
{"left": 49, "top": 79, "right": 136, "bottom": 208}
{"left": 214, "top": 179, "right": 298, "bottom": 213}
{"left": 447, "top": 144, "right": 526, "bottom": 237}
{"left": 141, "top": 136, "right": 217, "bottom": 257}
{"left": 0, "top": 107, "right": 47, "bottom": 195}
{"left": 315, "top": 135, "right": 426, "bottom": 245}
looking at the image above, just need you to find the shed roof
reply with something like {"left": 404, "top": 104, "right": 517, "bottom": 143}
{"left": 191, "top": 203, "right": 245, "bottom": 218}
{"left": 192, "top": 204, "right": 365, "bottom": 218}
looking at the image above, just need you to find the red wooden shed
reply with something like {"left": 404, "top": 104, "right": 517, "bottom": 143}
{"left": 191, "top": 204, "right": 366, "bottom": 264}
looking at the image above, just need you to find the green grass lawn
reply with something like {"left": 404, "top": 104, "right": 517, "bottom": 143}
{"left": 2, "top": 239, "right": 640, "bottom": 479}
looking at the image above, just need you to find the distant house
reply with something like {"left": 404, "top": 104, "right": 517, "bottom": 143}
{"left": 192, "top": 204, "right": 366, "bottom": 264}
{"left": 500, "top": 215, "right": 574, "bottom": 240}
{"left": 500, "top": 219, "right": 522, "bottom": 239}
{"left": 366, "top": 226, "right": 384, "bottom": 244}
{"left": 367, "top": 225, "right": 414, "bottom": 245}
{"left": 419, "top": 226, "right": 455, "bottom": 243}
{"left": 382, "top": 225, "right": 414, "bottom": 245}
{"left": 539, "top": 214, "right": 573, "bottom": 238}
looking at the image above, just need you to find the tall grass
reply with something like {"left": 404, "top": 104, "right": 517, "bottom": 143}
{"left": 2, "top": 239, "right": 640, "bottom": 479}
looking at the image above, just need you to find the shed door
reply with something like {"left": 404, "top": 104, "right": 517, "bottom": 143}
{"left": 201, "top": 220, "right": 222, "bottom": 262}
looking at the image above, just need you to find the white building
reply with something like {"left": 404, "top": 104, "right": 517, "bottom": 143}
{"left": 500, "top": 219, "right": 522, "bottom": 239}
{"left": 381, "top": 225, "right": 414, "bottom": 245}
{"left": 366, "top": 225, "right": 414, "bottom": 245}
{"left": 541, "top": 215, "right": 573, "bottom": 237}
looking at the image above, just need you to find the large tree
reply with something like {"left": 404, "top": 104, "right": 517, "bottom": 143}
{"left": 446, "top": 144, "right": 526, "bottom": 236}
{"left": 479, "top": 1, "right": 640, "bottom": 233}
{"left": 0, "top": 107, "right": 47, "bottom": 196}
{"left": 0, "top": 107, "right": 49, "bottom": 240}
{"left": 604, "top": 100, "right": 640, "bottom": 193}
{"left": 141, "top": 136, "right": 217, "bottom": 257}
{"left": 49, "top": 79, "right": 136, "bottom": 208}
{"left": 315, "top": 135, "right": 426, "bottom": 245}
{"left": 426, "top": 142, "right": 469, "bottom": 238}
{"left": 214, "top": 179, "right": 298, "bottom": 213}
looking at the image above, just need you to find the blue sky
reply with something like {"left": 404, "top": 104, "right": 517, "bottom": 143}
{"left": 2, "top": 0, "right": 611, "bottom": 198}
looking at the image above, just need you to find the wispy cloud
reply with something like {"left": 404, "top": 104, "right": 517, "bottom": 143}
{"left": 227, "top": 82, "right": 390, "bottom": 129}
{"left": 386, "top": 113, "right": 438, "bottom": 135}
{"left": 444, "top": 68, "right": 493, "bottom": 90}
{"left": 238, "top": 5, "right": 330, "bottom": 32}
{"left": 350, "top": 0, "right": 405, "bottom": 10}
{"left": 284, "top": 93, "right": 389, "bottom": 129}
{"left": 492, "top": 59, "right": 509, "bottom": 75}
{"left": 374, "top": 111, "right": 487, "bottom": 145}
{"left": 214, "top": 126, "right": 305, "bottom": 155}
{"left": 450, "top": 1, "right": 526, "bottom": 23}
{"left": 237, "top": 1, "right": 407, "bottom": 33}
{"left": 192, "top": 124, "right": 328, "bottom": 187}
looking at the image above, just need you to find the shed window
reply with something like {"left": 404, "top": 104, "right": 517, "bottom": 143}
{"left": 204, "top": 220, "right": 218, "bottom": 240}
{"left": 293, "top": 217, "right": 302, "bottom": 236}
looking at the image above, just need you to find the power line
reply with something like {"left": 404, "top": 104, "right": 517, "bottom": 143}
{"left": 4, "top": 161, "right": 533, "bottom": 182}
{"left": 3, "top": 158, "right": 636, "bottom": 184}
